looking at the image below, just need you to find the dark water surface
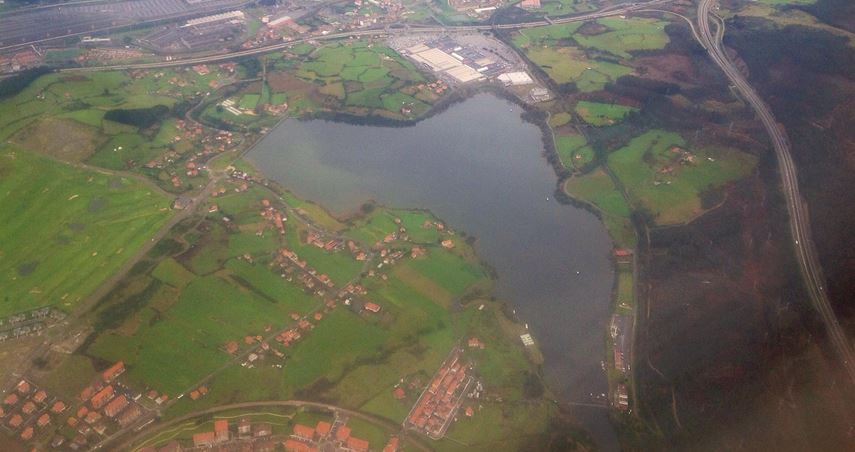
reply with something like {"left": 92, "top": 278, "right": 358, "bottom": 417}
{"left": 248, "top": 93, "right": 617, "bottom": 449}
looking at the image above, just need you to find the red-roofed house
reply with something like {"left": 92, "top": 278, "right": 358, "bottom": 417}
{"left": 363, "top": 302, "right": 381, "bottom": 313}
{"left": 33, "top": 389, "right": 47, "bottom": 403}
{"left": 22, "top": 400, "right": 36, "bottom": 414}
{"left": 347, "top": 436, "right": 370, "bottom": 452}
{"left": 283, "top": 439, "right": 314, "bottom": 452}
{"left": 105, "top": 394, "right": 128, "bottom": 417}
{"left": 214, "top": 419, "right": 229, "bottom": 442}
{"left": 193, "top": 431, "right": 217, "bottom": 447}
{"left": 50, "top": 401, "right": 66, "bottom": 413}
{"left": 79, "top": 385, "right": 95, "bottom": 401}
{"left": 16, "top": 380, "right": 30, "bottom": 394}
{"left": 315, "top": 421, "right": 331, "bottom": 437}
{"left": 20, "top": 425, "right": 34, "bottom": 440}
{"left": 4, "top": 393, "right": 18, "bottom": 405}
{"left": 383, "top": 436, "right": 400, "bottom": 452}
{"left": 335, "top": 425, "right": 351, "bottom": 441}
{"left": 293, "top": 423, "right": 314, "bottom": 440}
{"left": 8, "top": 413, "right": 23, "bottom": 428}
{"left": 37, "top": 413, "right": 51, "bottom": 427}
{"left": 90, "top": 385, "right": 114, "bottom": 409}
{"left": 102, "top": 361, "right": 125, "bottom": 382}
{"left": 393, "top": 387, "right": 406, "bottom": 399}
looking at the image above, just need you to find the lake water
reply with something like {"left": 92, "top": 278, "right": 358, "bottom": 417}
{"left": 247, "top": 93, "right": 617, "bottom": 449}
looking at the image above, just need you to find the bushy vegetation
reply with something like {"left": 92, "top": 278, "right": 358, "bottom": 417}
{"left": 104, "top": 104, "right": 170, "bottom": 128}
{"left": 0, "top": 66, "right": 52, "bottom": 99}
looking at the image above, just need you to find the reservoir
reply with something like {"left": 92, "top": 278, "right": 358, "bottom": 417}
{"left": 247, "top": 93, "right": 617, "bottom": 449}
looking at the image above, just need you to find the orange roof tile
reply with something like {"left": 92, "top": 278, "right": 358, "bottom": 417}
{"left": 335, "top": 425, "right": 351, "bottom": 441}
{"left": 102, "top": 361, "right": 125, "bottom": 381}
{"left": 315, "top": 421, "right": 331, "bottom": 436}
{"left": 192, "top": 431, "right": 216, "bottom": 446}
{"left": 347, "top": 436, "right": 370, "bottom": 452}
{"left": 293, "top": 423, "right": 314, "bottom": 439}
{"left": 283, "top": 439, "right": 312, "bottom": 452}
{"left": 214, "top": 419, "right": 229, "bottom": 432}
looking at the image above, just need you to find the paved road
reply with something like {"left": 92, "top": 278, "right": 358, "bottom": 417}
{"left": 110, "top": 400, "right": 432, "bottom": 452}
{"left": 62, "top": 0, "right": 672, "bottom": 72}
{"left": 696, "top": 0, "right": 855, "bottom": 383}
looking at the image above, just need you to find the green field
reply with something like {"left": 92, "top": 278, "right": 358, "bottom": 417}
{"left": 87, "top": 273, "right": 317, "bottom": 394}
{"left": 239, "top": 94, "right": 260, "bottom": 110}
{"left": 607, "top": 130, "right": 758, "bottom": 225}
{"left": 615, "top": 267, "right": 634, "bottom": 314}
{"left": 555, "top": 133, "right": 594, "bottom": 169}
{"left": 564, "top": 167, "right": 636, "bottom": 247}
{"left": 548, "top": 111, "right": 572, "bottom": 128}
{"left": 513, "top": 17, "right": 670, "bottom": 92}
{"left": 520, "top": 46, "right": 633, "bottom": 91}
{"left": 0, "top": 148, "right": 172, "bottom": 316}
{"left": 575, "top": 100, "right": 638, "bottom": 126}
{"left": 573, "top": 17, "right": 671, "bottom": 58}
{"left": 282, "top": 41, "right": 429, "bottom": 116}
{"left": 525, "top": 0, "right": 598, "bottom": 17}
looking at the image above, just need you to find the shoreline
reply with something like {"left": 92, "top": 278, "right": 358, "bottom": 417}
{"left": 238, "top": 89, "right": 622, "bottom": 437}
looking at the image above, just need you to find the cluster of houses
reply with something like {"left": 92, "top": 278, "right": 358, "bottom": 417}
{"left": 277, "top": 248, "right": 336, "bottom": 294}
{"left": 405, "top": 348, "right": 475, "bottom": 439}
{"left": 303, "top": 0, "right": 406, "bottom": 35}
{"left": 0, "top": 307, "right": 64, "bottom": 343}
{"left": 654, "top": 146, "right": 702, "bottom": 185}
{"left": 415, "top": 80, "right": 448, "bottom": 96}
{"left": 68, "top": 361, "right": 147, "bottom": 447}
{"left": 285, "top": 418, "right": 398, "bottom": 452}
{"left": 2, "top": 361, "right": 150, "bottom": 449}
{"left": 259, "top": 199, "right": 287, "bottom": 235}
{"left": 2, "top": 379, "right": 68, "bottom": 448}
{"left": 141, "top": 415, "right": 400, "bottom": 452}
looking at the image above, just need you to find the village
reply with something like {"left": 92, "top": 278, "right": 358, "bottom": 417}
{"left": 0, "top": 361, "right": 156, "bottom": 450}
{"left": 404, "top": 348, "right": 477, "bottom": 440}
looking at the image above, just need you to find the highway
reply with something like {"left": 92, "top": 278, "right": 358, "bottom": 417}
{"left": 696, "top": 0, "right": 855, "bottom": 383}
{"left": 62, "top": 0, "right": 672, "bottom": 72}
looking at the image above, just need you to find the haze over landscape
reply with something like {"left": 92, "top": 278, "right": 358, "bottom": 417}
{"left": 1, "top": 0, "right": 855, "bottom": 451}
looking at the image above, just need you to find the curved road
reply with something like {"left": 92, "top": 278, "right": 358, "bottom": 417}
{"left": 113, "top": 400, "right": 432, "bottom": 452}
{"left": 696, "top": 0, "right": 855, "bottom": 383}
{"left": 63, "top": 0, "right": 672, "bottom": 72}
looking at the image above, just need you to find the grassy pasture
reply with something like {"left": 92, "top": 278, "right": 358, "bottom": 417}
{"left": 574, "top": 100, "right": 638, "bottom": 126}
{"left": 607, "top": 130, "right": 757, "bottom": 225}
{"left": 554, "top": 133, "right": 593, "bottom": 169}
{"left": 87, "top": 274, "right": 305, "bottom": 394}
{"left": 574, "top": 17, "right": 670, "bottom": 58}
{"left": 0, "top": 148, "right": 171, "bottom": 317}
{"left": 564, "top": 167, "right": 636, "bottom": 247}
{"left": 513, "top": 17, "right": 669, "bottom": 91}
{"left": 285, "top": 41, "right": 428, "bottom": 116}
{"left": 239, "top": 94, "right": 261, "bottom": 110}
{"left": 548, "top": 111, "right": 572, "bottom": 128}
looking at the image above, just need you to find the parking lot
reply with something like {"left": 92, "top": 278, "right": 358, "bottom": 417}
{"left": 0, "top": 0, "right": 245, "bottom": 51}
